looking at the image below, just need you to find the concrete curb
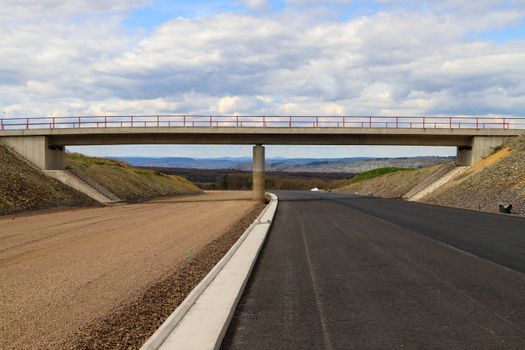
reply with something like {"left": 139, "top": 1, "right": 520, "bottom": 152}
{"left": 140, "top": 193, "right": 278, "bottom": 350}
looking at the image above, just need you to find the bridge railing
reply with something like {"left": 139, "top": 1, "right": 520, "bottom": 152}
{"left": 1, "top": 115, "right": 525, "bottom": 130}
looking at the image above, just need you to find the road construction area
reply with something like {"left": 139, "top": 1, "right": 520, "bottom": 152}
{"left": 0, "top": 191, "right": 259, "bottom": 350}
{"left": 223, "top": 191, "right": 525, "bottom": 349}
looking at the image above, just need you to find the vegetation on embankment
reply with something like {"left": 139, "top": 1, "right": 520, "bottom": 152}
{"left": 336, "top": 167, "right": 413, "bottom": 188}
{"left": 0, "top": 145, "right": 97, "bottom": 216}
{"left": 66, "top": 153, "right": 202, "bottom": 202}
{"left": 336, "top": 164, "right": 449, "bottom": 198}
{"left": 336, "top": 135, "right": 525, "bottom": 216}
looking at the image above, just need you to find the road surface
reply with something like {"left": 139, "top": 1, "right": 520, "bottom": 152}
{"left": 222, "top": 191, "right": 525, "bottom": 349}
{"left": 0, "top": 191, "right": 257, "bottom": 350}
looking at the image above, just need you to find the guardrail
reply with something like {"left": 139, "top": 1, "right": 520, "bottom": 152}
{"left": 1, "top": 115, "right": 525, "bottom": 130}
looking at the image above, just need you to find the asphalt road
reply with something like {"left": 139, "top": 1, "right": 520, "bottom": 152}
{"left": 221, "top": 191, "right": 525, "bottom": 350}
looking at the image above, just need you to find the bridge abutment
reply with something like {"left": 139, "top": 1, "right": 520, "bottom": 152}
{"left": 456, "top": 136, "right": 510, "bottom": 166}
{"left": 1, "top": 136, "right": 65, "bottom": 170}
{"left": 253, "top": 144, "right": 265, "bottom": 202}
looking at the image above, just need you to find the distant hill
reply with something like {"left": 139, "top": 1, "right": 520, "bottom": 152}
{"left": 115, "top": 156, "right": 454, "bottom": 173}
{"left": 114, "top": 156, "right": 252, "bottom": 169}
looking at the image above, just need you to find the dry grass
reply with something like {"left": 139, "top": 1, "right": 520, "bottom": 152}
{"left": 66, "top": 153, "right": 202, "bottom": 201}
{"left": 337, "top": 163, "right": 448, "bottom": 198}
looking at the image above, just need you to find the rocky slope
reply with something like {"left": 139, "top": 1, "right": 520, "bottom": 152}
{"left": 336, "top": 135, "right": 525, "bottom": 216}
{"left": 0, "top": 145, "right": 96, "bottom": 216}
{"left": 421, "top": 138, "right": 525, "bottom": 215}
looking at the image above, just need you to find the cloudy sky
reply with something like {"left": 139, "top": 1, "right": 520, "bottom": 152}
{"left": 2, "top": 0, "right": 525, "bottom": 158}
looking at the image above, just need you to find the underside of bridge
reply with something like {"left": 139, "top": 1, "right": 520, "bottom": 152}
{"left": 0, "top": 129, "right": 520, "bottom": 202}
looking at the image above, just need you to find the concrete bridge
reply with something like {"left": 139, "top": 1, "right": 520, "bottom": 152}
{"left": 1, "top": 115, "right": 524, "bottom": 201}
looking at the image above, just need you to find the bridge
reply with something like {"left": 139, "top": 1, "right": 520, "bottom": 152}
{"left": 1, "top": 115, "right": 524, "bottom": 201}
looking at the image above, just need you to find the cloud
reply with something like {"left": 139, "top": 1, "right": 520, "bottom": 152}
{"left": 241, "top": 0, "right": 269, "bottom": 10}
{"left": 0, "top": 0, "right": 149, "bottom": 20}
{"left": 1, "top": 1, "right": 525, "bottom": 120}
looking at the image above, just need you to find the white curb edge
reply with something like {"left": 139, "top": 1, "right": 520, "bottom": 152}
{"left": 140, "top": 193, "right": 278, "bottom": 350}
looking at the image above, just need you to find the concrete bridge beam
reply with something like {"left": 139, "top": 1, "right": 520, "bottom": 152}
{"left": 1, "top": 136, "right": 65, "bottom": 170}
{"left": 456, "top": 136, "right": 510, "bottom": 166}
{"left": 252, "top": 144, "right": 265, "bottom": 202}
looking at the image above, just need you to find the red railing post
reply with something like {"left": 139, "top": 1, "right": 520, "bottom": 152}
{"left": 396, "top": 117, "right": 399, "bottom": 128}
{"left": 476, "top": 117, "right": 479, "bottom": 129}
{"left": 157, "top": 115, "right": 159, "bottom": 127}
{"left": 210, "top": 115, "right": 212, "bottom": 127}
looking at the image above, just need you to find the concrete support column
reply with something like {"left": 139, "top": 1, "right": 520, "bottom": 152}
{"left": 252, "top": 144, "right": 265, "bottom": 202}
{"left": 456, "top": 136, "right": 510, "bottom": 166}
{"left": 1, "top": 136, "right": 65, "bottom": 170}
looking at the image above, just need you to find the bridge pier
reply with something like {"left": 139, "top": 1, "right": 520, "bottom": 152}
{"left": 253, "top": 144, "right": 265, "bottom": 202}
{"left": 456, "top": 136, "right": 510, "bottom": 166}
{"left": 1, "top": 136, "right": 65, "bottom": 170}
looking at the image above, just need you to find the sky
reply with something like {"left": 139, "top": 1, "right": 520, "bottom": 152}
{"left": 1, "top": 0, "right": 525, "bottom": 158}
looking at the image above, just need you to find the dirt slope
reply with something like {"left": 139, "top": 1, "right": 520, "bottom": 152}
{"left": 0, "top": 144, "right": 96, "bottom": 215}
{"left": 66, "top": 153, "right": 202, "bottom": 201}
{"left": 336, "top": 135, "right": 525, "bottom": 216}
{"left": 337, "top": 163, "right": 451, "bottom": 198}
{"left": 422, "top": 137, "right": 525, "bottom": 215}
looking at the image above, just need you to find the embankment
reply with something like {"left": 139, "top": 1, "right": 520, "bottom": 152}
{"left": 337, "top": 164, "right": 451, "bottom": 198}
{"left": 0, "top": 144, "right": 96, "bottom": 216}
{"left": 421, "top": 138, "right": 525, "bottom": 215}
{"left": 0, "top": 145, "right": 201, "bottom": 216}
{"left": 337, "top": 135, "right": 525, "bottom": 216}
{"left": 66, "top": 153, "right": 202, "bottom": 202}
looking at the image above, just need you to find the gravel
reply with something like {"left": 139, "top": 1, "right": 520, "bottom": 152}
{"left": 423, "top": 136, "right": 525, "bottom": 216}
{"left": 0, "top": 191, "right": 262, "bottom": 350}
{"left": 0, "top": 145, "right": 97, "bottom": 215}
{"left": 70, "top": 202, "right": 265, "bottom": 350}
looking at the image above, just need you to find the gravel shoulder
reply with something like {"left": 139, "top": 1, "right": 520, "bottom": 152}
{"left": 0, "top": 191, "right": 262, "bottom": 350}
